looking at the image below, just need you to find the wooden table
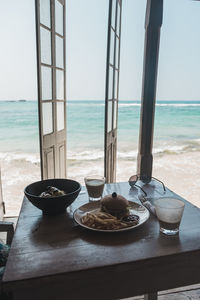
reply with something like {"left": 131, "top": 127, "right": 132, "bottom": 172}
{"left": 2, "top": 181, "right": 200, "bottom": 300}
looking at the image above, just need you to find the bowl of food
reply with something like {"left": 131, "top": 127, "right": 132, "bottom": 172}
{"left": 24, "top": 178, "right": 81, "bottom": 215}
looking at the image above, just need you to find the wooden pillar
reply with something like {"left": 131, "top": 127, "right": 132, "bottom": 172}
{"left": 137, "top": 0, "right": 163, "bottom": 182}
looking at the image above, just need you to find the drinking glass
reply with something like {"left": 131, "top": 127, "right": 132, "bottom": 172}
{"left": 154, "top": 197, "right": 185, "bottom": 235}
{"left": 84, "top": 175, "right": 105, "bottom": 202}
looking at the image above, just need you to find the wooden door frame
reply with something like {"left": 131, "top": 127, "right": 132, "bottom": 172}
{"left": 35, "top": 0, "right": 67, "bottom": 180}
{"left": 104, "top": 0, "right": 122, "bottom": 183}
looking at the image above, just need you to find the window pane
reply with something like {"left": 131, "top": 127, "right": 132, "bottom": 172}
{"left": 40, "top": 0, "right": 51, "bottom": 28}
{"left": 55, "top": 0, "right": 63, "bottom": 36}
{"left": 42, "top": 102, "right": 53, "bottom": 135}
{"left": 56, "top": 69, "right": 64, "bottom": 99}
{"left": 40, "top": 27, "right": 52, "bottom": 65}
{"left": 114, "top": 70, "right": 118, "bottom": 99}
{"left": 108, "top": 66, "right": 113, "bottom": 100}
{"left": 110, "top": 29, "right": 115, "bottom": 65}
{"left": 41, "top": 66, "right": 52, "bottom": 100}
{"left": 107, "top": 101, "right": 113, "bottom": 132}
{"left": 56, "top": 36, "right": 64, "bottom": 68}
{"left": 113, "top": 100, "right": 118, "bottom": 129}
{"left": 112, "top": 0, "right": 116, "bottom": 29}
{"left": 115, "top": 37, "right": 119, "bottom": 67}
{"left": 57, "top": 102, "right": 64, "bottom": 131}
{"left": 116, "top": 2, "right": 121, "bottom": 36}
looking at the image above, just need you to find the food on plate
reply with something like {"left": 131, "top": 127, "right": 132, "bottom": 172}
{"left": 81, "top": 211, "right": 132, "bottom": 230}
{"left": 80, "top": 192, "right": 140, "bottom": 230}
{"left": 100, "top": 192, "right": 130, "bottom": 218}
{"left": 39, "top": 186, "right": 66, "bottom": 198}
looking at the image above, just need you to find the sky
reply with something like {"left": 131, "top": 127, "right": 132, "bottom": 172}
{"left": 0, "top": 0, "right": 200, "bottom": 101}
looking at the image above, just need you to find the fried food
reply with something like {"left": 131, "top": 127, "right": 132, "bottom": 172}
{"left": 81, "top": 211, "right": 139, "bottom": 230}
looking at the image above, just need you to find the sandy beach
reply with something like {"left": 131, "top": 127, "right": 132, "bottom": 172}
{"left": 117, "top": 151, "right": 200, "bottom": 208}
{"left": 0, "top": 100, "right": 199, "bottom": 216}
{"left": 1, "top": 151, "right": 199, "bottom": 216}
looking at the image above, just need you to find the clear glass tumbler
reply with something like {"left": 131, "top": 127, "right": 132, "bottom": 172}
{"left": 84, "top": 175, "right": 105, "bottom": 202}
{"left": 154, "top": 197, "right": 185, "bottom": 235}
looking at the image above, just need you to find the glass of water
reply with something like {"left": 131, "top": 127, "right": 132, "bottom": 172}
{"left": 154, "top": 197, "right": 185, "bottom": 235}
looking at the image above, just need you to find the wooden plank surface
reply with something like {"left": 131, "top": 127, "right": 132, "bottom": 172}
{"left": 2, "top": 181, "right": 200, "bottom": 299}
{"left": 126, "top": 283, "right": 200, "bottom": 299}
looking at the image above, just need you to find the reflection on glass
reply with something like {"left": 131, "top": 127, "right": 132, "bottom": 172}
{"left": 56, "top": 102, "right": 64, "bottom": 131}
{"left": 111, "top": 0, "right": 116, "bottom": 29}
{"left": 113, "top": 100, "right": 118, "bottom": 129}
{"left": 40, "top": 0, "right": 51, "bottom": 28}
{"left": 42, "top": 102, "right": 53, "bottom": 135}
{"left": 56, "top": 69, "right": 64, "bottom": 99}
{"left": 40, "top": 27, "right": 52, "bottom": 65}
{"left": 108, "top": 66, "right": 113, "bottom": 100}
{"left": 56, "top": 36, "right": 64, "bottom": 68}
{"left": 107, "top": 100, "right": 113, "bottom": 132}
{"left": 55, "top": 0, "right": 63, "bottom": 36}
{"left": 41, "top": 66, "right": 52, "bottom": 100}
{"left": 110, "top": 29, "right": 115, "bottom": 66}
{"left": 115, "top": 70, "right": 118, "bottom": 99}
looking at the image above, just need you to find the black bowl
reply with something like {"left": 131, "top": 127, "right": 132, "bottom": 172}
{"left": 24, "top": 178, "right": 81, "bottom": 215}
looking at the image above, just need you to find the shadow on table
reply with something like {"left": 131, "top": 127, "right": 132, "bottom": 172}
{"left": 29, "top": 209, "right": 182, "bottom": 252}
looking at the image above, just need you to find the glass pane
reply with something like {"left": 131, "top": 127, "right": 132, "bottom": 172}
{"left": 115, "top": 70, "right": 118, "bottom": 99}
{"left": 55, "top": 0, "right": 63, "bottom": 36}
{"left": 42, "top": 102, "right": 53, "bottom": 135}
{"left": 40, "top": 27, "right": 52, "bottom": 65}
{"left": 111, "top": 0, "right": 116, "bottom": 29}
{"left": 56, "top": 69, "right": 64, "bottom": 99}
{"left": 40, "top": 0, "right": 51, "bottom": 28}
{"left": 56, "top": 36, "right": 64, "bottom": 68}
{"left": 107, "top": 101, "right": 113, "bottom": 132}
{"left": 115, "top": 37, "right": 119, "bottom": 68}
{"left": 113, "top": 100, "right": 118, "bottom": 129}
{"left": 57, "top": 102, "right": 64, "bottom": 131}
{"left": 116, "top": 2, "right": 121, "bottom": 36}
{"left": 41, "top": 66, "right": 52, "bottom": 100}
{"left": 110, "top": 29, "right": 115, "bottom": 65}
{"left": 108, "top": 66, "right": 113, "bottom": 100}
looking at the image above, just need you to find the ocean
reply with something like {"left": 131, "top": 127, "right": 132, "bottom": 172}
{"left": 0, "top": 100, "right": 200, "bottom": 215}
{"left": 0, "top": 100, "right": 200, "bottom": 159}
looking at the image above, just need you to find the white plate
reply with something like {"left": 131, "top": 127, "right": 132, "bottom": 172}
{"left": 73, "top": 200, "right": 150, "bottom": 232}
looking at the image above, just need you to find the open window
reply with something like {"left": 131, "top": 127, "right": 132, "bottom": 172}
{"left": 105, "top": 0, "right": 122, "bottom": 183}
{"left": 35, "top": 0, "right": 67, "bottom": 179}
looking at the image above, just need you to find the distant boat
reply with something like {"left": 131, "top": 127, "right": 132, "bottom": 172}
{"left": 18, "top": 99, "right": 27, "bottom": 102}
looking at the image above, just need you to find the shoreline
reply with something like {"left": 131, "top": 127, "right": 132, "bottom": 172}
{"left": 1, "top": 151, "right": 200, "bottom": 216}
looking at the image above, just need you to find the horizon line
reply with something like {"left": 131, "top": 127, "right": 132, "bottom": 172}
{"left": 1, "top": 99, "right": 200, "bottom": 102}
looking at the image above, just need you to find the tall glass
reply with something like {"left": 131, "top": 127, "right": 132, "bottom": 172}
{"left": 154, "top": 197, "right": 185, "bottom": 235}
{"left": 84, "top": 175, "right": 105, "bottom": 202}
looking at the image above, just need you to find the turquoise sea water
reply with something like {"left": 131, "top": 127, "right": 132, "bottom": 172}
{"left": 0, "top": 100, "right": 200, "bottom": 163}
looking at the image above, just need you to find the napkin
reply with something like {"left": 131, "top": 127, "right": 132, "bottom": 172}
{"left": 139, "top": 195, "right": 156, "bottom": 216}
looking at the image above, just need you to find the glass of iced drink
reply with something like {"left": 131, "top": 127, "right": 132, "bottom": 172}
{"left": 154, "top": 197, "right": 185, "bottom": 235}
{"left": 84, "top": 175, "right": 105, "bottom": 202}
